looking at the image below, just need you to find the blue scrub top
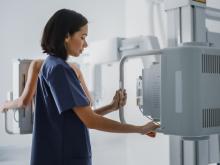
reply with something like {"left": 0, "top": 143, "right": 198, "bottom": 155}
{"left": 30, "top": 55, "right": 91, "bottom": 165}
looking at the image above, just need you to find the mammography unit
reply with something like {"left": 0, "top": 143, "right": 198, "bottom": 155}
{"left": 143, "top": 46, "right": 220, "bottom": 137}
{"left": 5, "top": 59, "right": 33, "bottom": 134}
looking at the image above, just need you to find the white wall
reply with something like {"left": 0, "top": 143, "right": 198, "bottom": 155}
{"left": 125, "top": 0, "right": 167, "bottom": 47}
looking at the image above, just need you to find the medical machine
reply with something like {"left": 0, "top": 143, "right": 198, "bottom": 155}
{"left": 120, "top": 46, "right": 220, "bottom": 136}
{"left": 5, "top": 59, "right": 33, "bottom": 134}
{"left": 119, "top": 0, "right": 220, "bottom": 165}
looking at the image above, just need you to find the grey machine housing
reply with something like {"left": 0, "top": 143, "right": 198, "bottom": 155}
{"left": 142, "top": 46, "right": 220, "bottom": 137}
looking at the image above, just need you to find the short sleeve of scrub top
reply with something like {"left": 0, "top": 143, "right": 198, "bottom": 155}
{"left": 48, "top": 64, "right": 89, "bottom": 113}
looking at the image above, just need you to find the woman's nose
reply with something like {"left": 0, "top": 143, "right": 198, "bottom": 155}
{"left": 84, "top": 40, "right": 88, "bottom": 48}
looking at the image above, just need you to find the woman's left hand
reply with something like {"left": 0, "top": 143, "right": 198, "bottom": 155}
{"left": 0, "top": 101, "right": 8, "bottom": 113}
{"left": 110, "top": 89, "right": 127, "bottom": 111}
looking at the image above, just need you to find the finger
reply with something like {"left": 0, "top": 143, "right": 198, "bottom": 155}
{"left": 121, "top": 95, "right": 127, "bottom": 107}
{"left": 115, "top": 91, "right": 121, "bottom": 108}
{"left": 118, "top": 90, "right": 123, "bottom": 101}
{"left": 120, "top": 97, "right": 125, "bottom": 108}
{"left": 122, "top": 93, "right": 127, "bottom": 105}
{"left": 151, "top": 124, "right": 160, "bottom": 131}
{"left": 116, "top": 89, "right": 127, "bottom": 108}
{"left": 119, "top": 90, "right": 123, "bottom": 97}
{"left": 150, "top": 121, "right": 160, "bottom": 128}
{"left": 146, "top": 132, "right": 156, "bottom": 138}
{"left": 113, "top": 90, "right": 120, "bottom": 100}
{"left": 1, "top": 109, "right": 6, "bottom": 113}
{"left": 122, "top": 90, "right": 127, "bottom": 99}
{"left": 114, "top": 90, "right": 118, "bottom": 98}
{"left": 146, "top": 132, "right": 156, "bottom": 137}
{"left": 145, "top": 121, "right": 160, "bottom": 132}
{"left": 115, "top": 91, "right": 119, "bottom": 99}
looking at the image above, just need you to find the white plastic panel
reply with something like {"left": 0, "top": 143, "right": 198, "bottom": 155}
{"left": 161, "top": 46, "right": 220, "bottom": 136}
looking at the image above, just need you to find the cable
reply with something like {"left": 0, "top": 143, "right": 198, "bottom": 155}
{"left": 13, "top": 109, "right": 19, "bottom": 122}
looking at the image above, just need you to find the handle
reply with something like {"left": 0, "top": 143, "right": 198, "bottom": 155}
{"left": 4, "top": 112, "right": 14, "bottom": 134}
{"left": 4, "top": 91, "right": 14, "bottom": 134}
{"left": 119, "top": 49, "right": 162, "bottom": 123}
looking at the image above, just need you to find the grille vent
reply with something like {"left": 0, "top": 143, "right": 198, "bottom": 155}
{"left": 202, "top": 54, "right": 220, "bottom": 74}
{"left": 203, "top": 108, "right": 220, "bottom": 128}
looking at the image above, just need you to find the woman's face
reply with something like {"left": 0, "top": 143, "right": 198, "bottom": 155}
{"left": 65, "top": 24, "right": 88, "bottom": 57}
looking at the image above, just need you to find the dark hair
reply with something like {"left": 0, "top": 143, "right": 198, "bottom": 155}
{"left": 41, "top": 9, "right": 88, "bottom": 60}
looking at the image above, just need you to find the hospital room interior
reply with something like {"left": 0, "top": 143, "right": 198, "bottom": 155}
{"left": 1, "top": 0, "right": 220, "bottom": 165}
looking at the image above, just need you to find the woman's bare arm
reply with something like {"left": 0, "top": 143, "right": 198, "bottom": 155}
{"left": 74, "top": 106, "right": 159, "bottom": 134}
{"left": 0, "top": 59, "right": 43, "bottom": 112}
{"left": 69, "top": 64, "right": 127, "bottom": 116}
{"left": 69, "top": 63, "right": 93, "bottom": 104}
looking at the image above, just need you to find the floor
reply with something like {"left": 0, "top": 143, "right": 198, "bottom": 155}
{"left": 0, "top": 134, "right": 219, "bottom": 165}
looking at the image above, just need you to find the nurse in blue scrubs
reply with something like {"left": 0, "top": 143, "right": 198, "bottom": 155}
{"left": 31, "top": 9, "right": 159, "bottom": 165}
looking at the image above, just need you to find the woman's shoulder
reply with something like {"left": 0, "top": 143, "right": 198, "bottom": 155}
{"left": 27, "top": 59, "right": 44, "bottom": 75}
{"left": 30, "top": 59, "right": 44, "bottom": 71}
{"left": 41, "top": 57, "right": 69, "bottom": 77}
{"left": 69, "top": 63, "right": 79, "bottom": 72}
{"left": 68, "top": 63, "right": 80, "bottom": 79}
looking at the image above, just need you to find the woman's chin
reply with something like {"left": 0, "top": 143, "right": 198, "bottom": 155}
{"left": 69, "top": 53, "right": 80, "bottom": 57}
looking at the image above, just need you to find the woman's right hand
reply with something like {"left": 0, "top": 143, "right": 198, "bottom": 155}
{"left": 140, "top": 121, "right": 160, "bottom": 137}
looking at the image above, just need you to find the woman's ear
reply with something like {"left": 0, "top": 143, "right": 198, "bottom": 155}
{"left": 64, "top": 33, "right": 70, "bottom": 51}
{"left": 65, "top": 34, "right": 70, "bottom": 43}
